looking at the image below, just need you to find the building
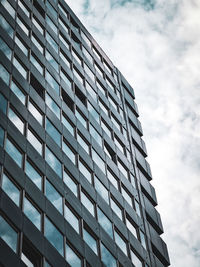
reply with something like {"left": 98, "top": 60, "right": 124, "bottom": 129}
{"left": 0, "top": 0, "right": 170, "bottom": 266}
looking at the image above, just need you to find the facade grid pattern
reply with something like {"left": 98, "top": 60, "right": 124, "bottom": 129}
{"left": 0, "top": 0, "right": 170, "bottom": 266}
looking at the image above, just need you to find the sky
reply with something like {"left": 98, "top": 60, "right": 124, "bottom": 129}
{"left": 65, "top": 0, "right": 200, "bottom": 266}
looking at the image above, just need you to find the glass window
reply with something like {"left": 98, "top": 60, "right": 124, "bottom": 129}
{"left": 106, "top": 77, "right": 115, "bottom": 91}
{"left": 131, "top": 250, "right": 143, "bottom": 267}
{"left": 94, "top": 176, "right": 109, "bottom": 203}
{"left": 18, "top": 0, "right": 30, "bottom": 17}
{"left": 46, "top": 71, "right": 60, "bottom": 95}
{"left": 24, "top": 197, "right": 41, "bottom": 230}
{"left": 77, "top": 133, "right": 89, "bottom": 154}
{"left": 126, "top": 217, "right": 137, "bottom": 238}
{"left": 135, "top": 200, "right": 141, "bottom": 217}
{"left": 5, "top": 138, "right": 23, "bottom": 168}
{"left": 75, "top": 109, "right": 87, "bottom": 128}
{"left": 60, "top": 69, "right": 71, "bottom": 89}
{"left": 104, "top": 60, "right": 112, "bottom": 75}
{"left": 114, "top": 230, "right": 127, "bottom": 256}
{"left": 58, "top": 16, "right": 69, "bottom": 33}
{"left": 62, "top": 113, "right": 74, "bottom": 136}
{"left": 32, "top": 15, "right": 44, "bottom": 35}
{"left": 108, "top": 95, "right": 118, "bottom": 111}
{"left": 0, "top": 126, "right": 4, "bottom": 147}
{"left": 13, "top": 56, "right": 27, "bottom": 79}
{"left": 15, "top": 35, "right": 28, "bottom": 56}
{"left": 101, "top": 120, "right": 112, "bottom": 139}
{"left": 62, "top": 141, "right": 76, "bottom": 165}
{"left": 1, "top": 0, "right": 15, "bottom": 18}
{"left": 101, "top": 243, "right": 117, "bottom": 267}
{"left": 46, "top": 50, "right": 59, "bottom": 72}
{"left": 99, "top": 100, "right": 109, "bottom": 116}
{"left": 114, "top": 136, "right": 124, "bottom": 154}
{"left": 0, "top": 215, "right": 18, "bottom": 252}
{"left": 45, "top": 146, "right": 62, "bottom": 178}
{"left": 81, "top": 31, "right": 91, "bottom": 47}
{"left": 59, "top": 33, "right": 70, "bottom": 50}
{"left": 73, "top": 68, "right": 83, "bottom": 84}
{"left": 72, "top": 49, "right": 82, "bottom": 66}
{"left": 92, "top": 149, "right": 106, "bottom": 174}
{"left": 111, "top": 114, "right": 121, "bottom": 132}
{"left": 82, "top": 46, "right": 93, "bottom": 64}
{"left": 45, "top": 217, "right": 63, "bottom": 255}
{"left": 66, "top": 244, "right": 81, "bottom": 267}
{"left": 97, "top": 208, "right": 113, "bottom": 239}
{"left": 0, "top": 14, "right": 14, "bottom": 38}
{"left": 63, "top": 170, "right": 78, "bottom": 197}
{"left": 0, "top": 36, "right": 12, "bottom": 60}
{"left": 88, "top": 102, "right": 100, "bottom": 123}
{"left": 83, "top": 228, "right": 97, "bottom": 254}
{"left": 95, "top": 62, "right": 104, "bottom": 78}
{"left": 111, "top": 198, "right": 122, "bottom": 220}
{"left": 86, "top": 81, "right": 97, "bottom": 100}
{"left": 107, "top": 169, "right": 118, "bottom": 189}
{"left": 79, "top": 160, "right": 92, "bottom": 183}
{"left": 28, "top": 100, "right": 43, "bottom": 125}
{"left": 27, "top": 129, "right": 43, "bottom": 155}
{"left": 58, "top": 3, "right": 68, "bottom": 19}
{"left": 46, "top": 118, "right": 61, "bottom": 146}
{"left": 2, "top": 173, "right": 20, "bottom": 206}
{"left": 31, "top": 34, "right": 44, "bottom": 54}
{"left": 46, "top": 180, "right": 63, "bottom": 213}
{"left": 30, "top": 53, "right": 44, "bottom": 75}
{"left": 118, "top": 160, "right": 129, "bottom": 180}
{"left": 89, "top": 124, "right": 102, "bottom": 147}
{"left": 96, "top": 80, "right": 106, "bottom": 96}
{"left": 16, "top": 16, "right": 29, "bottom": 35}
{"left": 0, "top": 92, "right": 7, "bottom": 114}
{"left": 0, "top": 64, "right": 9, "bottom": 85}
{"left": 46, "top": 15, "right": 57, "bottom": 34}
{"left": 60, "top": 50, "right": 70, "bottom": 68}
{"left": 121, "top": 187, "right": 132, "bottom": 207}
{"left": 65, "top": 205, "right": 79, "bottom": 233}
{"left": 46, "top": 0, "right": 57, "bottom": 18}
{"left": 46, "top": 32, "right": 58, "bottom": 53}
{"left": 81, "top": 190, "right": 95, "bottom": 217}
{"left": 8, "top": 106, "right": 25, "bottom": 134}
{"left": 92, "top": 47, "right": 101, "bottom": 61}
{"left": 139, "top": 230, "right": 147, "bottom": 250}
{"left": 25, "top": 159, "right": 42, "bottom": 190}
{"left": 46, "top": 93, "right": 60, "bottom": 119}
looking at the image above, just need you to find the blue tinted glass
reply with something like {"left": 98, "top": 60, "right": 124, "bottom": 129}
{"left": 101, "top": 243, "right": 117, "bottom": 267}
{"left": 92, "top": 149, "right": 105, "bottom": 174}
{"left": 0, "top": 37, "right": 12, "bottom": 60}
{"left": 46, "top": 16, "right": 57, "bottom": 34}
{"left": 45, "top": 147, "right": 62, "bottom": 178}
{"left": 45, "top": 217, "right": 63, "bottom": 255}
{"left": 114, "top": 231, "right": 127, "bottom": 255}
{"left": 81, "top": 191, "right": 94, "bottom": 216}
{"left": 0, "top": 126, "right": 4, "bottom": 147}
{"left": 95, "top": 177, "right": 109, "bottom": 203}
{"left": 46, "top": 71, "right": 59, "bottom": 95}
{"left": 65, "top": 206, "right": 79, "bottom": 233}
{"left": 5, "top": 138, "right": 23, "bottom": 168}
{"left": 97, "top": 208, "right": 113, "bottom": 239}
{"left": 46, "top": 118, "right": 61, "bottom": 146}
{"left": 30, "top": 54, "right": 43, "bottom": 75}
{"left": 88, "top": 103, "right": 100, "bottom": 123}
{"left": 46, "top": 50, "right": 59, "bottom": 72}
{"left": 0, "top": 93, "right": 7, "bottom": 114}
{"left": 46, "top": 93, "right": 60, "bottom": 119}
{"left": 90, "top": 124, "right": 102, "bottom": 146}
{"left": 46, "top": 32, "right": 58, "bottom": 53}
{"left": 10, "top": 81, "right": 26, "bottom": 104}
{"left": 0, "top": 14, "right": 14, "bottom": 38}
{"left": 25, "top": 160, "right": 42, "bottom": 190}
{"left": 13, "top": 57, "right": 27, "bottom": 79}
{"left": 79, "top": 160, "right": 92, "bottom": 183}
{"left": 83, "top": 229, "right": 97, "bottom": 254}
{"left": 0, "top": 216, "right": 18, "bottom": 252}
{"left": 62, "top": 115, "right": 74, "bottom": 135}
{"left": 15, "top": 35, "right": 28, "bottom": 56}
{"left": 63, "top": 171, "right": 77, "bottom": 197}
{"left": 2, "top": 173, "right": 20, "bottom": 206}
{"left": 24, "top": 197, "right": 41, "bottom": 230}
{"left": 0, "top": 64, "right": 9, "bottom": 85}
{"left": 46, "top": 1, "right": 57, "bottom": 18}
{"left": 46, "top": 180, "right": 62, "bottom": 213}
{"left": 62, "top": 141, "right": 76, "bottom": 165}
{"left": 66, "top": 244, "right": 81, "bottom": 267}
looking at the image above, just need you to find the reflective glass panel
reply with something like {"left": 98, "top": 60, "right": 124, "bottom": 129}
{"left": 27, "top": 129, "right": 42, "bottom": 155}
{"left": 0, "top": 92, "right": 7, "bottom": 114}
{"left": 95, "top": 176, "right": 109, "bottom": 203}
{"left": 2, "top": 173, "right": 20, "bottom": 206}
{"left": 46, "top": 50, "right": 59, "bottom": 72}
{"left": 24, "top": 197, "right": 41, "bottom": 230}
{"left": 46, "top": 93, "right": 60, "bottom": 119}
{"left": 25, "top": 160, "right": 42, "bottom": 190}
{"left": 15, "top": 35, "right": 28, "bottom": 56}
{"left": 66, "top": 244, "right": 81, "bottom": 267}
{"left": 114, "top": 230, "right": 127, "bottom": 256}
{"left": 0, "top": 64, "right": 9, "bottom": 85}
{"left": 13, "top": 57, "right": 27, "bottom": 79}
{"left": 46, "top": 71, "right": 60, "bottom": 95}
{"left": 62, "top": 141, "right": 76, "bottom": 164}
{"left": 45, "top": 146, "right": 62, "bottom": 178}
{"left": 5, "top": 138, "right": 23, "bottom": 167}
{"left": 65, "top": 205, "right": 79, "bottom": 233}
{"left": 0, "top": 14, "right": 14, "bottom": 38}
{"left": 79, "top": 160, "right": 92, "bottom": 183}
{"left": 97, "top": 208, "right": 113, "bottom": 239}
{"left": 46, "top": 118, "right": 61, "bottom": 146}
{"left": 81, "top": 191, "right": 95, "bottom": 217}
{"left": 83, "top": 228, "right": 97, "bottom": 254}
{"left": 92, "top": 149, "right": 106, "bottom": 174}
{"left": 0, "top": 215, "right": 18, "bottom": 252}
{"left": 0, "top": 36, "right": 12, "bottom": 60}
{"left": 45, "top": 217, "right": 63, "bottom": 255}
{"left": 101, "top": 243, "right": 117, "bottom": 267}
{"left": 28, "top": 101, "right": 43, "bottom": 125}
{"left": 8, "top": 107, "right": 24, "bottom": 134}
{"left": 0, "top": 126, "right": 4, "bottom": 147}
{"left": 46, "top": 32, "right": 58, "bottom": 53}
{"left": 63, "top": 171, "right": 77, "bottom": 197}
{"left": 46, "top": 180, "right": 62, "bottom": 213}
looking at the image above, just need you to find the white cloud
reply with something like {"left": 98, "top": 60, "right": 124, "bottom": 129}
{"left": 65, "top": 0, "right": 200, "bottom": 265}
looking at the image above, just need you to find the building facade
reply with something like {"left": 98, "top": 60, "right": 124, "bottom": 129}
{"left": 0, "top": 0, "right": 170, "bottom": 266}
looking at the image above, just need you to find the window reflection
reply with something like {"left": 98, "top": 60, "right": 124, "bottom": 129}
{"left": 24, "top": 197, "right": 41, "bottom": 230}
{"left": 45, "top": 146, "right": 62, "bottom": 178}
{"left": 5, "top": 138, "right": 23, "bottom": 168}
{"left": 2, "top": 173, "right": 20, "bottom": 207}
{"left": 46, "top": 179, "right": 62, "bottom": 213}
{"left": 25, "top": 160, "right": 42, "bottom": 190}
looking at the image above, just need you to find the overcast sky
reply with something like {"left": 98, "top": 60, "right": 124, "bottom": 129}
{"left": 65, "top": 0, "right": 200, "bottom": 266}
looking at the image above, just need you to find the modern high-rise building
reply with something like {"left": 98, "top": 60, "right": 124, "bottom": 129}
{"left": 0, "top": 0, "right": 170, "bottom": 266}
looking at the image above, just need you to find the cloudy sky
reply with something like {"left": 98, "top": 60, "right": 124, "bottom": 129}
{"left": 65, "top": 0, "right": 200, "bottom": 266}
